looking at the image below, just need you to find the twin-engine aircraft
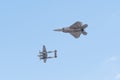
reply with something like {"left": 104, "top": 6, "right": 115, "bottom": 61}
{"left": 54, "top": 21, "right": 88, "bottom": 38}
{"left": 38, "top": 45, "right": 57, "bottom": 63}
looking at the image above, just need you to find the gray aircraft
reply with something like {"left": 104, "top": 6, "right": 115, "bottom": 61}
{"left": 54, "top": 21, "right": 88, "bottom": 38}
{"left": 38, "top": 45, "right": 57, "bottom": 63}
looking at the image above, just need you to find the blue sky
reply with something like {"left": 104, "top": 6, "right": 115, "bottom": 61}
{"left": 0, "top": 0, "right": 120, "bottom": 80}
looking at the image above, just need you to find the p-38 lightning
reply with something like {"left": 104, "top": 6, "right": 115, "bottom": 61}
{"left": 38, "top": 45, "right": 57, "bottom": 63}
{"left": 54, "top": 21, "right": 88, "bottom": 38}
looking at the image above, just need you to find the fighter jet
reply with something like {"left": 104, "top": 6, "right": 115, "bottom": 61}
{"left": 54, "top": 21, "right": 88, "bottom": 38}
{"left": 38, "top": 45, "right": 57, "bottom": 63}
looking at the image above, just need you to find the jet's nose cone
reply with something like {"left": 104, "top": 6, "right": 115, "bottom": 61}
{"left": 53, "top": 29, "right": 62, "bottom": 31}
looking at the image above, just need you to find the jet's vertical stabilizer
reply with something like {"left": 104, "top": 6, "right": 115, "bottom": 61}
{"left": 82, "top": 24, "right": 88, "bottom": 29}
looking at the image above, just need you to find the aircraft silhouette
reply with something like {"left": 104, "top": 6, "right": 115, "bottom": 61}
{"left": 38, "top": 45, "right": 57, "bottom": 63}
{"left": 54, "top": 21, "right": 88, "bottom": 38}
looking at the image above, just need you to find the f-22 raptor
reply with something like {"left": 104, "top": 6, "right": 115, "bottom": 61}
{"left": 54, "top": 21, "right": 88, "bottom": 38}
{"left": 38, "top": 45, "right": 57, "bottom": 63}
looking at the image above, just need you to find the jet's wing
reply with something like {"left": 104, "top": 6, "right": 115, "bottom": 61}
{"left": 43, "top": 45, "right": 46, "bottom": 52}
{"left": 70, "top": 21, "right": 82, "bottom": 29}
{"left": 70, "top": 31, "right": 81, "bottom": 38}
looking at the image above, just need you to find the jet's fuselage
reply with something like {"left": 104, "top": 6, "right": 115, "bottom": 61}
{"left": 62, "top": 27, "right": 81, "bottom": 33}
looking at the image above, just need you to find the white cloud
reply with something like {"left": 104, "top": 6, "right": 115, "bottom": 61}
{"left": 109, "top": 56, "right": 117, "bottom": 62}
{"left": 106, "top": 56, "right": 117, "bottom": 63}
{"left": 115, "top": 74, "right": 120, "bottom": 80}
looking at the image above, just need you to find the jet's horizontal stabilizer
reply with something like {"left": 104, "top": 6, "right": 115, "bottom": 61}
{"left": 82, "top": 31, "right": 87, "bottom": 35}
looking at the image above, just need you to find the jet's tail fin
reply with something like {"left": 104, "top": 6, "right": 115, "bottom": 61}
{"left": 82, "top": 24, "right": 88, "bottom": 29}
